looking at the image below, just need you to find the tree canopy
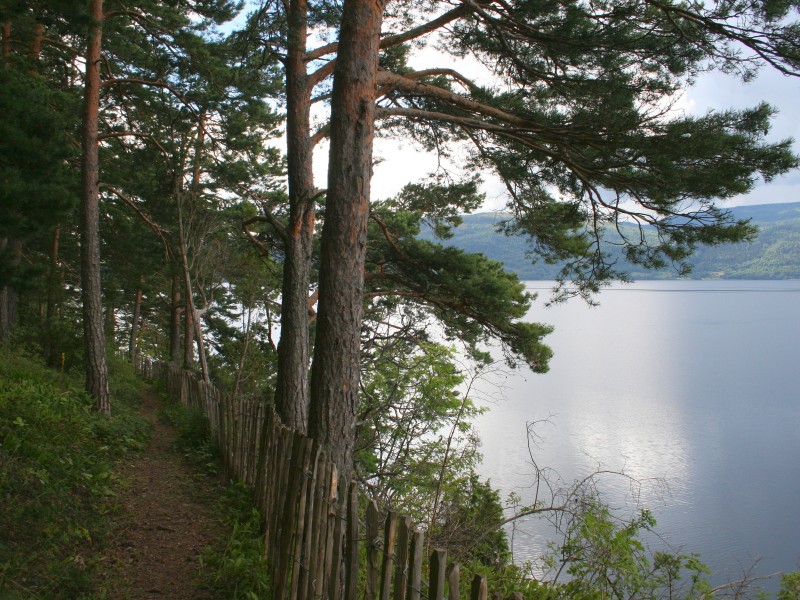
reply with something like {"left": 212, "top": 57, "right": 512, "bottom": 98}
{"left": 3, "top": 0, "right": 800, "bottom": 493}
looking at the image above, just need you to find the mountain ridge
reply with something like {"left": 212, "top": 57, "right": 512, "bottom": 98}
{"left": 421, "top": 202, "right": 800, "bottom": 280}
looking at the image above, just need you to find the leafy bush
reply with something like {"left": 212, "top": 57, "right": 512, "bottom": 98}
{"left": 778, "top": 572, "right": 800, "bottom": 600}
{"left": 159, "top": 399, "right": 220, "bottom": 475}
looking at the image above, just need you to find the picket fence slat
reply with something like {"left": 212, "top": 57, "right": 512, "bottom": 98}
{"left": 379, "top": 512, "right": 397, "bottom": 600}
{"left": 447, "top": 563, "right": 460, "bottom": 600}
{"left": 408, "top": 528, "right": 424, "bottom": 600}
{"left": 429, "top": 549, "right": 447, "bottom": 600}
{"left": 344, "top": 483, "right": 359, "bottom": 600}
{"left": 135, "top": 358, "right": 510, "bottom": 600}
{"left": 394, "top": 516, "right": 412, "bottom": 600}
{"left": 471, "top": 575, "right": 488, "bottom": 600}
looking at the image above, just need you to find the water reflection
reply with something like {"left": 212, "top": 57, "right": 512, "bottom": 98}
{"left": 475, "top": 280, "right": 800, "bottom": 586}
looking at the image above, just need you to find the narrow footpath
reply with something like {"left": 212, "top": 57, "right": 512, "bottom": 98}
{"left": 100, "top": 389, "right": 224, "bottom": 599}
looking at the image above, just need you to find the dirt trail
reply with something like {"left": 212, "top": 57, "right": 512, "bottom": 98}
{"left": 101, "top": 389, "right": 223, "bottom": 599}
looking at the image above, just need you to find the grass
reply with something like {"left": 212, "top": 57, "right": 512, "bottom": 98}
{"left": 0, "top": 347, "right": 151, "bottom": 599}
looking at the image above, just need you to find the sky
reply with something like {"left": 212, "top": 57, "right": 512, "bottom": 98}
{"left": 365, "top": 63, "right": 800, "bottom": 211}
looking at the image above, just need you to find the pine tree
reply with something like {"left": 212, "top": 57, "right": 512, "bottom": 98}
{"left": 245, "top": 0, "right": 800, "bottom": 482}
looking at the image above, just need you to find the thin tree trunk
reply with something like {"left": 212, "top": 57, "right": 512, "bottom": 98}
{"left": 0, "top": 240, "right": 20, "bottom": 341}
{"left": 79, "top": 0, "right": 110, "bottom": 414}
{"left": 274, "top": 0, "right": 315, "bottom": 433}
{"left": 30, "top": 22, "right": 43, "bottom": 61}
{"left": 104, "top": 300, "right": 115, "bottom": 343}
{"left": 1, "top": 21, "right": 10, "bottom": 62}
{"left": 129, "top": 275, "right": 143, "bottom": 361}
{"left": 0, "top": 19, "right": 21, "bottom": 342}
{"left": 308, "top": 0, "right": 385, "bottom": 482}
{"left": 45, "top": 225, "right": 61, "bottom": 367}
{"left": 232, "top": 298, "right": 255, "bottom": 399}
{"left": 169, "top": 272, "right": 182, "bottom": 364}
{"left": 176, "top": 193, "right": 209, "bottom": 382}
{"left": 183, "top": 285, "right": 195, "bottom": 370}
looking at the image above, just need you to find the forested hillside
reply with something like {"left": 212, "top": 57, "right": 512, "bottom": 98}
{"left": 421, "top": 203, "right": 800, "bottom": 280}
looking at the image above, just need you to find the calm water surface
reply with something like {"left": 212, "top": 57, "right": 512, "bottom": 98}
{"left": 475, "top": 280, "right": 800, "bottom": 587}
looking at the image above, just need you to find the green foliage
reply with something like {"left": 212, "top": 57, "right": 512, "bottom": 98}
{"left": 435, "top": 474, "right": 510, "bottom": 567}
{"left": 369, "top": 192, "right": 554, "bottom": 372}
{"left": 159, "top": 400, "right": 221, "bottom": 476}
{"left": 541, "top": 497, "right": 713, "bottom": 600}
{"left": 0, "top": 345, "right": 150, "bottom": 598}
{"left": 357, "top": 340, "right": 511, "bottom": 565}
{"left": 0, "top": 65, "right": 78, "bottom": 247}
{"left": 778, "top": 572, "right": 800, "bottom": 600}
{"left": 198, "top": 483, "right": 271, "bottom": 599}
{"left": 357, "top": 341, "right": 480, "bottom": 508}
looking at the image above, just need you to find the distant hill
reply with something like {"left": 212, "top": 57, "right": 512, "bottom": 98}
{"left": 420, "top": 202, "right": 800, "bottom": 280}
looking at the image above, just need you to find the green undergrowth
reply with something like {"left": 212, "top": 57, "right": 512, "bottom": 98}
{"left": 0, "top": 347, "right": 151, "bottom": 599}
{"left": 158, "top": 397, "right": 221, "bottom": 476}
{"left": 199, "top": 482, "right": 271, "bottom": 600}
{"left": 157, "top": 396, "right": 270, "bottom": 599}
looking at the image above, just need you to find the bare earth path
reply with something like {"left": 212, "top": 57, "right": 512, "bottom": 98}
{"left": 100, "top": 389, "right": 224, "bottom": 599}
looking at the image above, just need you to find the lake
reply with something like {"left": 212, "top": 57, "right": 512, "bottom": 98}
{"left": 475, "top": 280, "right": 800, "bottom": 590}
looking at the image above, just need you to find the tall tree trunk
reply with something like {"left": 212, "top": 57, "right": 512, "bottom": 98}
{"left": 308, "top": 0, "right": 385, "bottom": 482}
{"left": 176, "top": 195, "right": 209, "bottom": 381}
{"left": 0, "top": 27, "right": 15, "bottom": 341}
{"left": 183, "top": 287, "right": 195, "bottom": 370}
{"left": 1, "top": 21, "right": 10, "bottom": 63}
{"left": 129, "top": 275, "right": 143, "bottom": 361}
{"left": 79, "top": 0, "right": 110, "bottom": 414}
{"left": 0, "top": 239, "right": 20, "bottom": 341}
{"left": 30, "top": 22, "right": 43, "bottom": 60}
{"left": 275, "top": 0, "right": 315, "bottom": 432}
{"left": 169, "top": 272, "right": 182, "bottom": 364}
{"left": 45, "top": 225, "right": 61, "bottom": 367}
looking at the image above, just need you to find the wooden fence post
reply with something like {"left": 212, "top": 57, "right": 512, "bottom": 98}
{"left": 447, "top": 563, "right": 460, "bottom": 600}
{"left": 429, "top": 549, "right": 447, "bottom": 600}
{"left": 344, "top": 483, "right": 360, "bottom": 600}
{"left": 393, "top": 516, "right": 412, "bottom": 600}
{"left": 378, "top": 511, "right": 397, "bottom": 600}
{"left": 470, "top": 575, "right": 487, "bottom": 600}
{"left": 365, "top": 500, "right": 380, "bottom": 600}
{"left": 407, "top": 528, "right": 424, "bottom": 600}
{"left": 326, "top": 473, "right": 346, "bottom": 600}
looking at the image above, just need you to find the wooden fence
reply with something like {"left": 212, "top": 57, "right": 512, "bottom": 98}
{"left": 135, "top": 357, "right": 517, "bottom": 600}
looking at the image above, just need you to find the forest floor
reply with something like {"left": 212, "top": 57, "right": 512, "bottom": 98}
{"left": 97, "top": 389, "right": 224, "bottom": 599}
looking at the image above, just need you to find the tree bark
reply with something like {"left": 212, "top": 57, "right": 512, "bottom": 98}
{"left": 1, "top": 21, "right": 10, "bottom": 62}
{"left": 0, "top": 239, "right": 20, "bottom": 341}
{"left": 274, "top": 0, "right": 316, "bottom": 433}
{"left": 308, "top": 0, "right": 385, "bottom": 482}
{"left": 45, "top": 225, "right": 61, "bottom": 367}
{"left": 169, "top": 271, "right": 182, "bottom": 364}
{"left": 79, "top": 0, "right": 110, "bottom": 414}
{"left": 129, "top": 275, "right": 143, "bottom": 361}
{"left": 0, "top": 29, "right": 8, "bottom": 339}
{"left": 176, "top": 194, "right": 210, "bottom": 381}
{"left": 183, "top": 286, "right": 195, "bottom": 370}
